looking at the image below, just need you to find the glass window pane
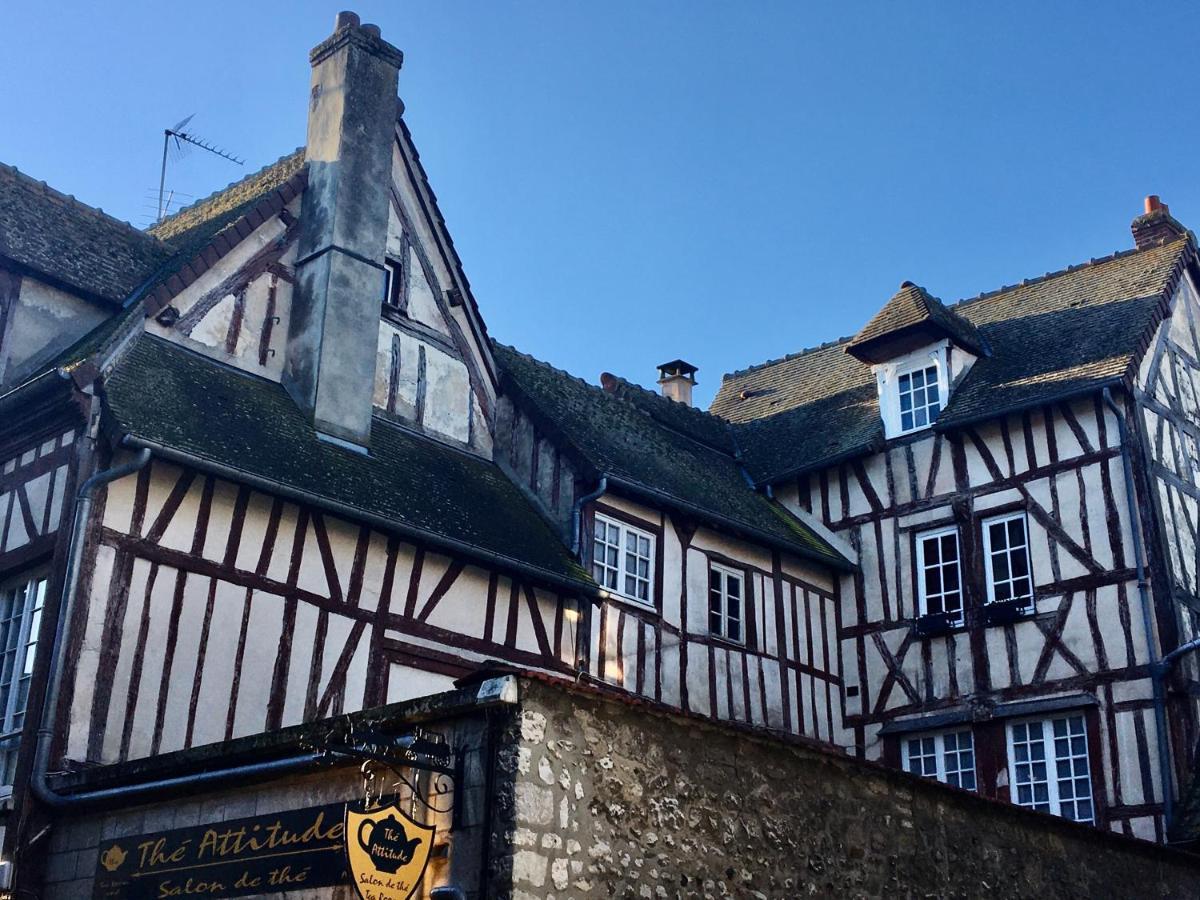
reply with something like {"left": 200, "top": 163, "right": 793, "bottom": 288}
{"left": 1008, "top": 518, "right": 1025, "bottom": 545}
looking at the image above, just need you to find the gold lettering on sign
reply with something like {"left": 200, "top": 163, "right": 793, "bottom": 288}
{"left": 194, "top": 812, "right": 343, "bottom": 858}
{"left": 344, "top": 805, "right": 434, "bottom": 900}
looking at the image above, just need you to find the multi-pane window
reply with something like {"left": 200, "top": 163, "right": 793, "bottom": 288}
{"left": 982, "top": 512, "right": 1034, "bottom": 609}
{"left": 902, "top": 729, "right": 976, "bottom": 790}
{"left": 708, "top": 563, "right": 744, "bottom": 643}
{"left": 915, "top": 526, "right": 963, "bottom": 622}
{"left": 592, "top": 514, "right": 654, "bottom": 606}
{"left": 0, "top": 572, "right": 47, "bottom": 792}
{"left": 898, "top": 363, "right": 941, "bottom": 432}
{"left": 1008, "top": 715, "right": 1094, "bottom": 822}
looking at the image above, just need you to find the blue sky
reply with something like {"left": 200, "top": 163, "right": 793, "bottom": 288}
{"left": 4, "top": 2, "right": 1198, "bottom": 407}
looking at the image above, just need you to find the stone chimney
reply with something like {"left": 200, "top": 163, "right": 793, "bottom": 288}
{"left": 283, "top": 11, "right": 404, "bottom": 448}
{"left": 1132, "top": 195, "right": 1188, "bottom": 250}
{"left": 657, "top": 360, "right": 698, "bottom": 406}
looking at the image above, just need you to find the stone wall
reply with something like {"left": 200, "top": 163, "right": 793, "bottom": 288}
{"left": 501, "top": 676, "right": 1200, "bottom": 899}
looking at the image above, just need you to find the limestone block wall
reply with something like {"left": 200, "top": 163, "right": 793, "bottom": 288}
{"left": 499, "top": 677, "right": 1200, "bottom": 899}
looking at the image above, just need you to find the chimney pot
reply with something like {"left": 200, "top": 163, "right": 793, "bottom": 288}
{"left": 1132, "top": 194, "right": 1184, "bottom": 250}
{"left": 334, "top": 11, "right": 360, "bottom": 30}
{"left": 1145, "top": 195, "right": 1169, "bottom": 216}
{"left": 361, "top": 23, "right": 381, "bottom": 37}
{"left": 657, "top": 359, "right": 698, "bottom": 406}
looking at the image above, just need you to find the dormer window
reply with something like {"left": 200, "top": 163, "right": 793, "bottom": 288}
{"left": 845, "top": 280, "right": 989, "bottom": 441}
{"left": 874, "top": 344, "right": 951, "bottom": 439}
{"left": 898, "top": 361, "right": 942, "bottom": 433}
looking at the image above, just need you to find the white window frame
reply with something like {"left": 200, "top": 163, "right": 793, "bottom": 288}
{"left": 1006, "top": 713, "right": 1095, "bottom": 823}
{"left": 896, "top": 361, "right": 943, "bottom": 435}
{"left": 874, "top": 343, "right": 951, "bottom": 439}
{"left": 383, "top": 255, "right": 407, "bottom": 312}
{"left": 981, "top": 511, "right": 1035, "bottom": 611}
{"left": 915, "top": 525, "right": 964, "bottom": 623}
{"left": 592, "top": 513, "right": 656, "bottom": 608}
{"left": 901, "top": 728, "right": 977, "bottom": 791}
{"left": 708, "top": 562, "right": 745, "bottom": 644}
{"left": 0, "top": 570, "right": 47, "bottom": 796}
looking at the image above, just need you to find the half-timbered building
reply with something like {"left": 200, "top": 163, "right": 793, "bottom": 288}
{"left": 1, "top": 7, "right": 1198, "bottom": 895}
{"left": 0, "top": 12, "right": 857, "bottom": 894}
{"left": 713, "top": 203, "right": 1200, "bottom": 844}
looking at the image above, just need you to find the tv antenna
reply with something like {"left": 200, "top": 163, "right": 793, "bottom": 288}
{"left": 156, "top": 115, "right": 244, "bottom": 222}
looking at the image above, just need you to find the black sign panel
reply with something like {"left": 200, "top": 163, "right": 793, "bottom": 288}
{"left": 92, "top": 802, "right": 351, "bottom": 899}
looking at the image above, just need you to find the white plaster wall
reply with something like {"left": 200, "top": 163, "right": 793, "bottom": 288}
{"left": 149, "top": 202, "right": 299, "bottom": 380}
{"left": 0, "top": 277, "right": 108, "bottom": 387}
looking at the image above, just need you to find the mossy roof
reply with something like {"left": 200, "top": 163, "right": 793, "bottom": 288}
{"left": 713, "top": 237, "right": 1193, "bottom": 484}
{"left": 493, "top": 343, "right": 848, "bottom": 569}
{"left": 0, "top": 162, "right": 172, "bottom": 304}
{"left": 103, "top": 334, "right": 592, "bottom": 591}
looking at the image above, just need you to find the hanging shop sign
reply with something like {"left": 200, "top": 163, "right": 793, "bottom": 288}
{"left": 345, "top": 803, "right": 435, "bottom": 900}
{"left": 92, "top": 728, "right": 455, "bottom": 900}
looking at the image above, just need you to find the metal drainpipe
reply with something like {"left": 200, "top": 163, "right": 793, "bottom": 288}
{"left": 29, "top": 440, "right": 151, "bottom": 809}
{"left": 570, "top": 476, "right": 608, "bottom": 556}
{"left": 27, "top": 441, "right": 334, "bottom": 810}
{"left": 1103, "top": 387, "right": 1176, "bottom": 827}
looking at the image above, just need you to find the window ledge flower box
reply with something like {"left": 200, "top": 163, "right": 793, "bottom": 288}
{"left": 982, "top": 599, "right": 1035, "bottom": 627}
{"left": 914, "top": 611, "right": 963, "bottom": 637}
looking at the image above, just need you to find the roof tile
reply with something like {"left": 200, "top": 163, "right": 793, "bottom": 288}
{"left": 0, "top": 162, "right": 172, "bottom": 304}
{"left": 714, "top": 237, "right": 1192, "bottom": 484}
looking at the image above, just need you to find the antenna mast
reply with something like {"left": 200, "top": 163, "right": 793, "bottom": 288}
{"left": 157, "top": 115, "right": 244, "bottom": 222}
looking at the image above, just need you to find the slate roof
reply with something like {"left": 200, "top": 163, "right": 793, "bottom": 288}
{"left": 847, "top": 281, "right": 987, "bottom": 362}
{"left": 102, "top": 334, "right": 592, "bottom": 592}
{"left": 600, "top": 371, "right": 737, "bottom": 455}
{"left": 0, "top": 162, "right": 171, "bottom": 304}
{"left": 713, "top": 236, "right": 1193, "bottom": 484}
{"left": 493, "top": 343, "right": 849, "bottom": 569}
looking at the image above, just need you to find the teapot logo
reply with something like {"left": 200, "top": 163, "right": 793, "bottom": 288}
{"left": 100, "top": 843, "right": 127, "bottom": 873}
{"left": 345, "top": 804, "right": 434, "bottom": 900}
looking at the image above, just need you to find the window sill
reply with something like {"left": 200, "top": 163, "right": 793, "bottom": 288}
{"left": 598, "top": 590, "right": 658, "bottom": 615}
{"left": 707, "top": 634, "right": 748, "bottom": 651}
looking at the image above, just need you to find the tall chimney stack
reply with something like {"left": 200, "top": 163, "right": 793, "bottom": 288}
{"left": 283, "top": 11, "right": 403, "bottom": 448}
{"left": 657, "top": 359, "right": 698, "bottom": 406}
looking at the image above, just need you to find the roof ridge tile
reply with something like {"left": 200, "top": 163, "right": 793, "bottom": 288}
{"left": 150, "top": 148, "right": 305, "bottom": 239}
{"left": 950, "top": 242, "right": 1180, "bottom": 310}
{"left": 722, "top": 238, "right": 1192, "bottom": 384}
{"left": 604, "top": 371, "right": 732, "bottom": 425}
{"left": 722, "top": 336, "right": 854, "bottom": 380}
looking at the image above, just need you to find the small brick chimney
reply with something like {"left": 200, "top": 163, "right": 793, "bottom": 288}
{"left": 1132, "top": 195, "right": 1187, "bottom": 250}
{"left": 657, "top": 360, "right": 698, "bottom": 406}
{"left": 283, "top": 12, "right": 403, "bottom": 448}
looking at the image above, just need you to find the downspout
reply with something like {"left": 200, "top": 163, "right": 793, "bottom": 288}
{"left": 28, "top": 440, "right": 334, "bottom": 810}
{"left": 1160, "top": 635, "right": 1200, "bottom": 671}
{"left": 29, "top": 439, "right": 151, "bottom": 809}
{"left": 1103, "top": 386, "right": 1176, "bottom": 827}
{"left": 570, "top": 477, "right": 607, "bottom": 676}
{"left": 570, "top": 476, "right": 608, "bottom": 556}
